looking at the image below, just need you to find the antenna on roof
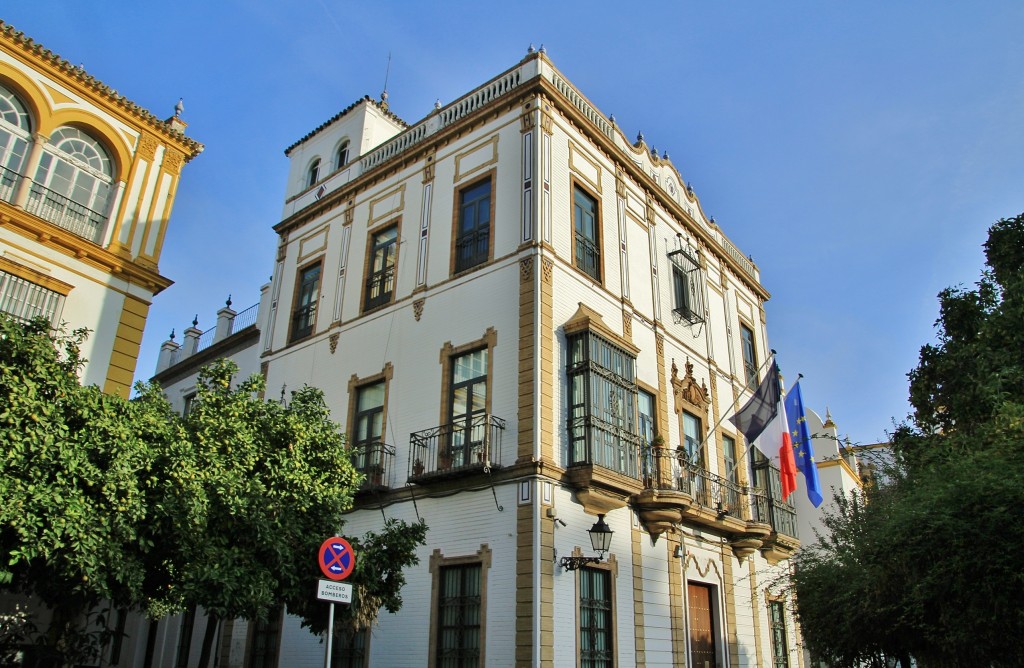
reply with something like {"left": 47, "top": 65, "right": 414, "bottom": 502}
{"left": 380, "top": 51, "right": 392, "bottom": 109}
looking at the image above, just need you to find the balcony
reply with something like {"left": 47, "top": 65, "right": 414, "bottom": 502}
{"left": 349, "top": 440, "right": 397, "bottom": 492}
{"left": 408, "top": 414, "right": 505, "bottom": 483}
{"left": 751, "top": 487, "right": 800, "bottom": 562}
{"left": 630, "top": 446, "right": 798, "bottom": 560}
{"left": 25, "top": 182, "right": 106, "bottom": 244}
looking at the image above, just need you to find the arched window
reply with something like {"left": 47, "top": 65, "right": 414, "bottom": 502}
{"left": 30, "top": 126, "right": 114, "bottom": 242}
{"left": 0, "top": 83, "right": 32, "bottom": 202}
{"left": 307, "top": 158, "right": 321, "bottom": 188}
{"left": 335, "top": 140, "right": 350, "bottom": 170}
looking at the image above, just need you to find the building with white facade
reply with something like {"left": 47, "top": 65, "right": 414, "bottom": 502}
{"left": 0, "top": 22, "right": 202, "bottom": 398}
{"left": 154, "top": 48, "right": 805, "bottom": 668}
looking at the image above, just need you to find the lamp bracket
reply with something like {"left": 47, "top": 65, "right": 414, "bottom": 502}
{"left": 560, "top": 555, "right": 604, "bottom": 571}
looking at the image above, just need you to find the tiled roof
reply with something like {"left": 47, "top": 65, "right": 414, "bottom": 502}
{"left": 284, "top": 95, "right": 407, "bottom": 156}
{"left": 0, "top": 22, "right": 204, "bottom": 160}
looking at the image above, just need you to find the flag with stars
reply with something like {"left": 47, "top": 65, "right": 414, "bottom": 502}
{"left": 785, "top": 381, "right": 823, "bottom": 507}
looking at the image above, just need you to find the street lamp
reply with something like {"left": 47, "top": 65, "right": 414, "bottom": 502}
{"left": 560, "top": 514, "right": 614, "bottom": 571}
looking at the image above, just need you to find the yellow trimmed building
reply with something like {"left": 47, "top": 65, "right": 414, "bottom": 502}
{"left": 0, "top": 21, "right": 202, "bottom": 397}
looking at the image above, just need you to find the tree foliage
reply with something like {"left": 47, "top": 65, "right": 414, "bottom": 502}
{"left": 792, "top": 214, "right": 1024, "bottom": 667}
{"left": 0, "top": 321, "right": 427, "bottom": 664}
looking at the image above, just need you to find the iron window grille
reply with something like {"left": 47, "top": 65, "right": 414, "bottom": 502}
{"left": 667, "top": 247, "right": 706, "bottom": 327}
{"left": 437, "top": 563, "right": 482, "bottom": 668}
{"left": 0, "top": 269, "right": 65, "bottom": 326}
{"left": 580, "top": 567, "right": 613, "bottom": 668}
{"left": 769, "top": 600, "right": 791, "bottom": 668}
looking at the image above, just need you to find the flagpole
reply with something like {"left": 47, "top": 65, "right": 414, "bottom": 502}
{"left": 687, "top": 350, "right": 777, "bottom": 464}
{"left": 722, "top": 372, "right": 802, "bottom": 482}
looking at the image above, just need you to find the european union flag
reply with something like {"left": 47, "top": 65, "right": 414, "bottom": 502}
{"left": 784, "top": 381, "right": 823, "bottom": 507}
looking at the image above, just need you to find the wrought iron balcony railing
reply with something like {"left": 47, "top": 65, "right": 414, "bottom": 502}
{"left": 25, "top": 182, "right": 106, "bottom": 244}
{"left": 639, "top": 445, "right": 797, "bottom": 536}
{"left": 676, "top": 461, "right": 744, "bottom": 517}
{"left": 574, "top": 232, "right": 601, "bottom": 280}
{"left": 350, "top": 440, "right": 396, "bottom": 491}
{"left": 409, "top": 414, "right": 505, "bottom": 480}
{"left": 0, "top": 165, "right": 19, "bottom": 204}
{"left": 750, "top": 488, "right": 799, "bottom": 539}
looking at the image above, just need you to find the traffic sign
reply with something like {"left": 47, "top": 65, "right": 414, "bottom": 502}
{"left": 318, "top": 537, "right": 355, "bottom": 581}
{"left": 317, "top": 579, "right": 353, "bottom": 604}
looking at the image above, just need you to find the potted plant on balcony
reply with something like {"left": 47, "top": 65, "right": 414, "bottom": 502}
{"left": 412, "top": 458, "right": 425, "bottom": 477}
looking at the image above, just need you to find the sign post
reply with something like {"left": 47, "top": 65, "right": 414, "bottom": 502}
{"left": 317, "top": 537, "right": 355, "bottom": 668}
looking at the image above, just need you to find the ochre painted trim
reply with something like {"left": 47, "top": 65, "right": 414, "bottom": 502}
{"left": 0, "top": 204, "right": 173, "bottom": 293}
{"left": 816, "top": 456, "right": 862, "bottom": 484}
{"left": 102, "top": 294, "right": 149, "bottom": 398}
{"left": 631, "top": 523, "right": 646, "bottom": 667}
{"left": 0, "top": 255, "right": 73, "bottom": 294}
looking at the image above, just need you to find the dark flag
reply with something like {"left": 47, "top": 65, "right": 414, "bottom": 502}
{"left": 729, "top": 360, "right": 780, "bottom": 444}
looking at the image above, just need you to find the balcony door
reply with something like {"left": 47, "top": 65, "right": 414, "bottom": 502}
{"left": 354, "top": 382, "right": 385, "bottom": 476}
{"left": 447, "top": 349, "right": 487, "bottom": 469}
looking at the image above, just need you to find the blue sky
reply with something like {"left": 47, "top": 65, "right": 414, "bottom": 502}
{"left": 6, "top": 2, "right": 1023, "bottom": 446}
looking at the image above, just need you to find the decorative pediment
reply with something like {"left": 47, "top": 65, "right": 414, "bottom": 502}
{"left": 671, "top": 358, "right": 710, "bottom": 415}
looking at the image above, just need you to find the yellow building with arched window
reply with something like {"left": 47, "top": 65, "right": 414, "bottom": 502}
{"left": 0, "top": 21, "right": 202, "bottom": 397}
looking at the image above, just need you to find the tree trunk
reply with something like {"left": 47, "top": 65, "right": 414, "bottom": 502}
{"left": 196, "top": 614, "right": 220, "bottom": 668}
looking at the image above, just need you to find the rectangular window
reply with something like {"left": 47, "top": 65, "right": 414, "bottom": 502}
{"left": 682, "top": 411, "right": 702, "bottom": 464}
{"left": 688, "top": 582, "right": 718, "bottom": 668}
{"left": 290, "top": 262, "right": 321, "bottom": 342}
{"left": 364, "top": 226, "right": 397, "bottom": 311}
{"left": 740, "top": 324, "right": 757, "bottom": 390}
{"left": 573, "top": 186, "right": 600, "bottom": 281}
{"left": 182, "top": 392, "right": 197, "bottom": 418}
{"left": 580, "top": 568, "right": 613, "bottom": 668}
{"left": 447, "top": 349, "right": 488, "bottom": 469}
{"left": 246, "top": 606, "right": 281, "bottom": 668}
{"left": 769, "top": 600, "right": 790, "bottom": 668}
{"left": 0, "top": 269, "right": 65, "bottom": 326}
{"left": 722, "top": 434, "right": 738, "bottom": 484}
{"left": 638, "top": 390, "right": 656, "bottom": 484}
{"left": 567, "top": 331, "right": 641, "bottom": 477}
{"left": 454, "top": 178, "right": 491, "bottom": 273}
{"left": 109, "top": 608, "right": 127, "bottom": 665}
{"left": 332, "top": 628, "right": 368, "bottom": 668}
{"left": 175, "top": 605, "right": 196, "bottom": 668}
{"left": 720, "top": 433, "right": 741, "bottom": 513}
{"left": 437, "top": 564, "right": 482, "bottom": 668}
{"left": 353, "top": 382, "right": 385, "bottom": 476}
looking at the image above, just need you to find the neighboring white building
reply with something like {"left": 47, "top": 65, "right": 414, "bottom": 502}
{"left": 790, "top": 408, "right": 863, "bottom": 545}
{"left": 155, "top": 49, "right": 807, "bottom": 668}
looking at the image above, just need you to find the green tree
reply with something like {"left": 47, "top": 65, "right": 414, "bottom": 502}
{"left": 0, "top": 318, "right": 169, "bottom": 661}
{"left": 0, "top": 321, "right": 427, "bottom": 665}
{"left": 792, "top": 214, "right": 1024, "bottom": 667}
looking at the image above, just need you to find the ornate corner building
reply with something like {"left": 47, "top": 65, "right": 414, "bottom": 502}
{"left": 154, "top": 51, "right": 805, "bottom": 668}
{"left": 0, "top": 22, "right": 202, "bottom": 397}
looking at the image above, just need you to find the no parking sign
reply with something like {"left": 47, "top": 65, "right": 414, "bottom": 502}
{"left": 318, "top": 536, "right": 355, "bottom": 581}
